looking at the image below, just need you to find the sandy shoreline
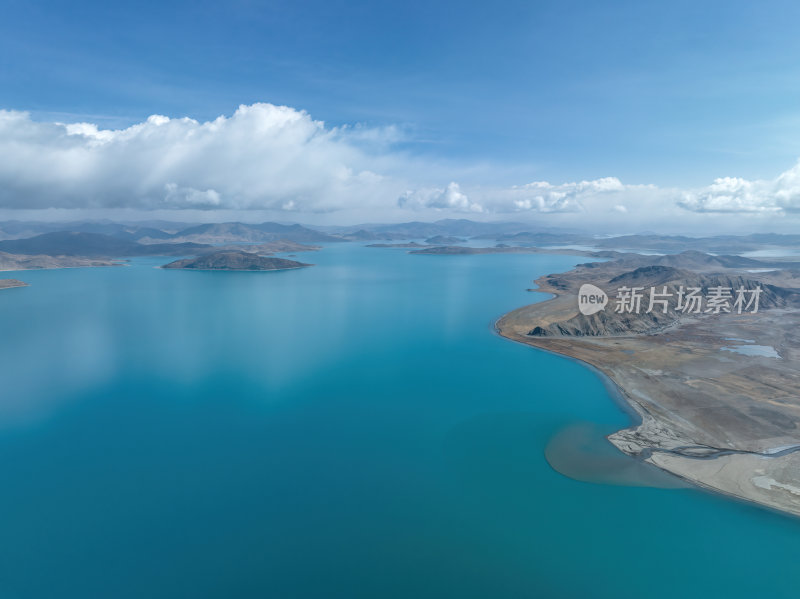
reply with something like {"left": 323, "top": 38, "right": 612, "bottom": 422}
{"left": 490, "top": 312, "right": 643, "bottom": 427}
{"left": 495, "top": 315, "right": 799, "bottom": 517}
{"left": 0, "top": 279, "right": 28, "bottom": 290}
{"left": 0, "top": 264, "right": 124, "bottom": 272}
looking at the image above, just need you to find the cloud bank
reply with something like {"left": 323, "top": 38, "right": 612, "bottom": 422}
{"left": 0, "top": 104, "right": 399, "bottom": 212}
{"left": 1, "top": 103, "right": 800, "bottom": 231}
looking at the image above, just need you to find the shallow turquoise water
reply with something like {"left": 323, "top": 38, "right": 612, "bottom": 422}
{"left": 1, "top": 244, "right": 799, "bottom": 598}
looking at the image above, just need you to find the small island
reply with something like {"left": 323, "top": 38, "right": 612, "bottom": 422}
{"left": 161, "top": 250, "right": 312, "bottom": 271}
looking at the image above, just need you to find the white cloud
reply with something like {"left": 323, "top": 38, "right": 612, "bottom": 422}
{"left": 163, "top": 183, "right": 222, "bottom": 208}
{"left": 494, "top": 177, "right": 627, "bottom": 213}
{"left": 398, "top": 182, "right": 483, "bottom": 212}
{"left": 680, "top": 161, "right": 800, "bottom": 213}
{"left": 397, "top": 177, "right": 641, "bottom": 215}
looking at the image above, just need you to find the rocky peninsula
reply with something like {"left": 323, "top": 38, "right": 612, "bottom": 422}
{"left": 496, "top": 251, "right": 800, "bottom": 517}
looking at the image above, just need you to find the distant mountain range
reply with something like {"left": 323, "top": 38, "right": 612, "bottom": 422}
{"left": 580, "top": 250, "right": 800, "bottom": 271}
{"left": 0, "top": 221, "right": 342, "bottom": 245}
{"left": 0, "top": 218, "right": 566, "bottom": 246}
{"left": 590, "top": 234, "right": 789, "bottom": 253}
{"left": 158, "top": 222, "right": 342, "bottom": 244}
{"left": 3, "top": 218, "right": 800, "bottom": 258}
{"left": 307, "top": 218, "right": 538, "bottom": 239}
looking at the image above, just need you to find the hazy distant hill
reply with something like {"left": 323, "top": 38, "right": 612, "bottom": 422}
{"left": 164, "top": 222, "right": 342, "bottom": 244}
{"left": 422, "top": 219, "right": 530, "bottom": 237}
{"left": 0, "top": 232, "right": 209, "bottom": 258}
{"left": 347, "top": 221, "right": 447, "bottom": 239}
{"left": 425, "top": 235, "right": 466, "bottom": 245}
{"left": 0, "top": 220, "right": 179, "bottom": 241}
{"left": 492, "top": 231, "right": 586, "bottom": 245}
{"left": 336, "top": 229, "right": 383, "bottom": 241}
{"left": 250, "top": 222, "right": 342, "bottom": 242}
{"left": 468, "top": 230, "right": 800, "bottom": 252}
{"left": 648, "top": 250, "right": 767, "bottom": 270}
{"left": 312, "top": 219, "right": 535, "bottom": 240}
{"left": 579, "top": 250, "right": 792, "bottom": 272}
{"left": 591, "top": 234, "right": 800, "bottom": 253}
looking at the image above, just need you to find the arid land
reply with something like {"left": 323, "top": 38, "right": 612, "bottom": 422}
{"left": 496, "top": 252, "right": 800, "bottom": 517}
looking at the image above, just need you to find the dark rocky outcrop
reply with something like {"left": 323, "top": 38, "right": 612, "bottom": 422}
{"left": 529, "top": 268, "right": 798, "bottom": 338}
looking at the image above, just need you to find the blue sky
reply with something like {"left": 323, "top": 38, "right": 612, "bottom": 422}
{"left": 2, "top": 0, "right": 800, "bottom": 229}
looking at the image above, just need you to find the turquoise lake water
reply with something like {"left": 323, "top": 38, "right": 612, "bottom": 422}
{"left": 2, "top": 244, "right": 800, "bottom": 598}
